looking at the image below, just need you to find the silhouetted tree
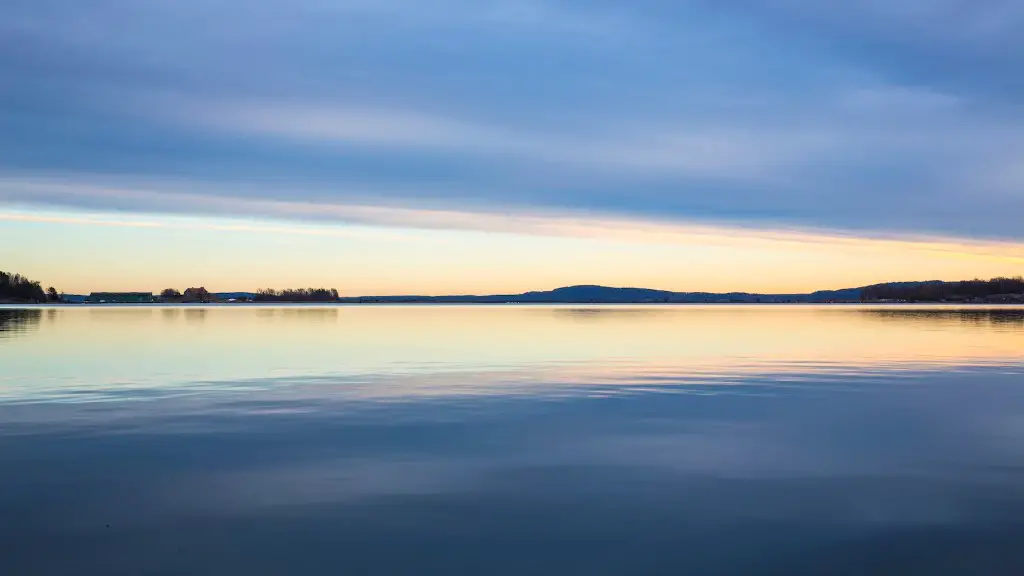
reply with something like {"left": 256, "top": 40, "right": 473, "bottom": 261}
{"left": 160, "top": 288, "right": 182, "bottom": 299}
{"left": 254, "top": 287, "right": 340, "bottom": 302}
{"left": 47, "top": 287, "right": 60, "bottom": 302}
{"left": 0, "top": 271, "right": 48, "bottom": 302}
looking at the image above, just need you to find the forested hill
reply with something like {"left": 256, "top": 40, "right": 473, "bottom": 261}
{"left": 861, "top": 277, "right": 1024, "bottom": 303}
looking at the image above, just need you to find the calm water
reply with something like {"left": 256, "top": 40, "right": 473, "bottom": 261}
{"left": 2, "top": 305, "right": 1024, "bottom": 575}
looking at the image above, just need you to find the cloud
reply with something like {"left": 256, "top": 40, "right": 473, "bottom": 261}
{"left": 180, "top": 97, "right": 842, "bottom": 181}
{"left": 707, "top": 0, "right": 1024, "bottom": 99}
{"left": 1, "top": 0, "right": 1023, "bottom": 242}
{"left": 779, "top": 0, "right": 1024, "bottom": 51}
{"left": 0, "top": 210, "right": 440, "bottom": 244}
{"left": 3, "top": 175, "right": 1023, "bottom": 265}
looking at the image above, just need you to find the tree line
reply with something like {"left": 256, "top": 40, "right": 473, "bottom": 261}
{"left": 0, "top": 271, "right": 59, "bottom": 303}
{"left": 156, "top": 287, "right": 340, "bottom": 302}
{"left": 254, "top": 288, "right": 340, "bottom": 302}
{"left": 862, "top": 277, "right": 1024, "bottom": 302}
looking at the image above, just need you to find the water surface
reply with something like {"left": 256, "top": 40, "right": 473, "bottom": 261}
{"left": 2, "top": 305, "right": 1024, "bottom": 574}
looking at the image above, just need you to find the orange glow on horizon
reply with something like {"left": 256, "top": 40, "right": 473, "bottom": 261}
{"left": 2, "top": 203, "right": 1022, "bottom": 295}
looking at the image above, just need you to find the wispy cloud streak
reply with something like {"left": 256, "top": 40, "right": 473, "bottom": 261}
{"left": 4, "top": 176, "right": 1023, "bottom": 264}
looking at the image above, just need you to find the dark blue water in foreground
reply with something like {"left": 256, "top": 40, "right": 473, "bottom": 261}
{"left": 2, "top": 305, "right": 1024, "bottom": 575}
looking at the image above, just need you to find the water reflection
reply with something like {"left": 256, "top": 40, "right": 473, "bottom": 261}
{"left": 2, "top": 369, "right": 1024, "bottom": 574}
{"left": 272, "top": 307, "right": 340, "bottom": 323}
{"left": 0, "top": 308, "right": 41, "bottom": 336}
{"left": 860, "top": 307, "right": 1024, "bottom": 328}
{"left": 0, "top": 305, "right": 1023, "bottom": 403}
{"left": 87, "top": 308, "right": 155, "bottom": 319}
{"left": 1, "top": 305, "right": 1023, "bottom": 574}
{"left": 546, "top": 307, "right": 674, "bottom": 321}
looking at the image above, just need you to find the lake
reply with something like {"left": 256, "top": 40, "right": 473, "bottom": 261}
{"left": 2, "top": 304, "right": 1024, "bottom": 575}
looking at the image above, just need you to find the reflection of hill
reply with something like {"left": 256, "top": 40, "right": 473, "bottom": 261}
{"left": 859, "top": 309, "right": 1024, "bottom": 328}
{"left": 547, "top": 306, "right": 1024, "bottom": 329}
{"left": 0, "top": 309, "right": 42, "bottom": 336}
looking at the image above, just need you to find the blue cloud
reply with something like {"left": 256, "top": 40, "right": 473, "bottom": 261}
{"left": 1, "top": 0, "right": 1022, "bottom": 240}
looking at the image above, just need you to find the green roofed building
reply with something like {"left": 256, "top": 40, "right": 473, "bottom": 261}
{"left": 86, "top": 292, "right": 155, "bottom": 304}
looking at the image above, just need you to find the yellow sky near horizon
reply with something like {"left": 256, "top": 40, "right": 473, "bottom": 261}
{"left": 2, "top": 208, "right": 1022, "bottom": 295}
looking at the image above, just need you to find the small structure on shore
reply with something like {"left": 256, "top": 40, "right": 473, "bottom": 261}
{"left": 86, "top": 292, "right": 154, "bottom": 304}
{"left": 180, "top": 287, "right": 218, "bottom": 303}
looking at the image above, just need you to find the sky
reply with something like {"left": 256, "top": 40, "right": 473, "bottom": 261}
{"left": 1, "top": 0, "right": 1023, "bottom": 295}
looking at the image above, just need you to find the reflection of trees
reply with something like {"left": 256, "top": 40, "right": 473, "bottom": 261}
{"left": 860, "top": 309, "right": 1024, "bottom": 329}
{"left": 254, "top": 307, "right": 339, "bottom": 322}
{"left": 0, "top": 309, "right": 43, "bottom": 335}
{"left": 545, "top": 307, "right": 675, "bottom": 322}
{"left": 184, "top": 308, "right": 207, "bottom": 323}
{"left": 279, "top": 308, "right": 339, "bottom": 322}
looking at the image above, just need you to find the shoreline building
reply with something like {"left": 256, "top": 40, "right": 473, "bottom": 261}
{"left": 86, "top": 292, "right": 155, "bottom": 304}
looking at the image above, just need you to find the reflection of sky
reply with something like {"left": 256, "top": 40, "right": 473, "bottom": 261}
{"left": 3, "top": 367, "right": 1024, "bottom": 574}
{"left": 2, "top": 305, "right": 1023, "bottom": 404}
{"left": 3, "top": 305, "right": 1024, "bottom": 573}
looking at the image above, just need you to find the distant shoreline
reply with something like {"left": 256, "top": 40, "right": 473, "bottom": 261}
{"left": 12, "top": 278, "right": 1023, "bottom": 306}
{"left": 5, "top": 301, "right": 1024, "bottom": 307}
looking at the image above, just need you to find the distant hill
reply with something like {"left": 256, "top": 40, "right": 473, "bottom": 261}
{"left": 337, "top": 282, "right": 944, "bottom": 304}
